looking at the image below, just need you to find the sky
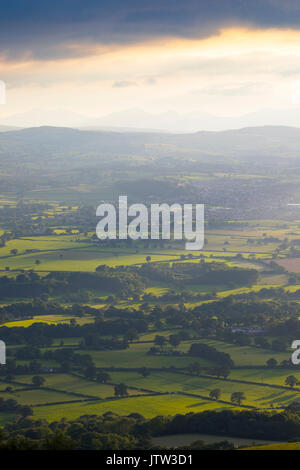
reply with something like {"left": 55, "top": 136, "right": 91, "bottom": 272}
{"left": 2, "top": 1, "right": 300, "bottom": 128}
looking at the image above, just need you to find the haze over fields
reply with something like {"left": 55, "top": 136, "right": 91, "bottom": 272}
{"left": 4, "top": 108, "right": 300, "bottom": 132}
{"left": 3, "top": 0, "right": 300, "bottom": 452}
{"left": 1, "top": 125, "right": 300, "bottom": 161}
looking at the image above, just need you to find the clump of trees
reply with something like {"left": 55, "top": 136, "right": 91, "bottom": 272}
{"left": 114, "top": 383, "right": 128, "bottom": 397}
{"left": 188, "top": 343, "right": 234, "bottom": 368}
{"left": 2, "top": 408, "right": 300, "bottom": 449}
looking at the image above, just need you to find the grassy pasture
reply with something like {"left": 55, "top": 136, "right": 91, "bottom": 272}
{"left": 33, "top": 394, "right": 234, "bottom": 421}
{"left": 12, "top": 374, "right": 135, "bottom": 398}
{"left": 243, "top": 442, "right": 300, "bottom": 450}
{"left": 1, "top": 249, "right": 182, "bottom": 271}
{"left": 139, "top": 329, "right": 186, "bottom": 341}
{"left": 199, "top": 339, "right": 292, "bottom": 366}
{"left": 51, "top": 338, "right": 82, "bottom": 346}
{"left": 107, "top": 370, "right": 300, "bottom": 408}
{"left": 0, "top": 388, "right": 85, "bottom": 406}
{"left": 0, "top": 236, "right": 85, "bottom": 258}
{"left": 77, "top": 342, "right": 213, "bottom": 369}
{"left": 1, "top": 215, "right": 299, "bottom": 430}
{"left": 229, "top": 368, "right": 300, "bottom": 386}
{"left": 1, "top": 315, "right": 94, "bottom": 327}
{"left": 0, "top": 231, "right": 279, "bottom": 274}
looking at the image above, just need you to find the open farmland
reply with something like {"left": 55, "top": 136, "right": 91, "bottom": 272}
{"left": 1, "top": 130, "right": 300, "bottom": 449}
{"left": 32, "top": 394, "right": 235, "bottom": 422}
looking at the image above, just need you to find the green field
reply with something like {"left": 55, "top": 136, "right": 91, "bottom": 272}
{"left": 75, "top": 342, "right": 212, "bottom": 369}
{"left": 2, "top": 315, "right": 95, "bottom": 327}
{"left": 0, "top": 227, "right": 285, "bottom": 274}
{"left": 32, "top": 394, "right": 235, "bottom": 421}
{"left": 243, "top": 442, "right": 300, "bottom": 450}
{"left": 0, "top": 388, "right": 86, "bottom": 406}
{"left": 13, "top": 374, "right": 148, "bottom": 398}
{"left": 0, "top": 210, "right": 299, "bottom": 448}
{"left": 107, "top": 370, "right": 300, "bottom": 408}
{"left": 199, "top": 340, "right": 292, "bottom": 366}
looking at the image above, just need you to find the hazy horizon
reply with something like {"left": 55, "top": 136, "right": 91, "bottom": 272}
{"left": 2, "top": 2, "right": 300, "bottom": 131}
{"left": 3, "top": 106, "right": 300, "bottom": 132}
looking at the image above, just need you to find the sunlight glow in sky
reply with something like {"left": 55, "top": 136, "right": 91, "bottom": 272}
{"left": 2, "top": 1, "right": 300, "bottom": 127}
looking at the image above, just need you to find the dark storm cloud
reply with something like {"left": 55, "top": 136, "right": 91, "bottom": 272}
{"left": 1, "top": 0, "right": 300, "bottom": 61}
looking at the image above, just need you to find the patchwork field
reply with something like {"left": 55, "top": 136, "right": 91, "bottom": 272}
{"left": 2, "top": 315, "right": 95, "bottom": 327}
{"left": 107, "top": 370, "right": 300, "bottom": 408}
{"left": 75, "top": 342, "right": 213, "bottom": 369}
{"left": 277, "top": 258, "right": 300, "bottom": 273}
{"left": 0, "top": 209, "right": 300, "bottom": 449}
{"left": 11, "top": 374, "right": 145, "bottom": 399}
{"left": 32, "top": 394, "right": 235, "bottom": 421}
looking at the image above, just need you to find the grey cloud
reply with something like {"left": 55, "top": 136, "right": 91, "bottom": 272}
{"left": 2, "top": 1, "right": 300, "bottom": 61}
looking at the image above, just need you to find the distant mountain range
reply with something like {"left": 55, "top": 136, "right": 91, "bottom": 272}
{"left": 82, "top": 108, "right": 300, "bottom": 133}
{"left": 1, "top": 125, "right": 300, "bottom": 163}
{"left": 2, "top": 107, "right": 300, "bottom": 132}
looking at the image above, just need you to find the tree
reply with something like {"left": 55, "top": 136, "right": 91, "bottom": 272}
{"left": 96, "top": 371, "right": 111, "bottom": 384}
{"left": 271, "top": 339, "right": 287, "bottom": 352}
{"left": 154, "top": 335, "right": 167, "bottom": 348}
{"left": 208, "top": 365, "right": 231, "bottom": 379}
{"left": 114, "top": 383, "right": 128, "bottom": 397}
{"left": 44, "top": 431, "right": 75, "bottom": 450}
{"left": 188, "top": 362, "right": 201, "bottom": 376}
{"left": 139, "top": 367, "right": 150, "bottom": 378}
{"left": 285, "top": 375, "right": 299, "bottom": 388}
{"left": 169, "top": 334, "right": 181, "bottom": 348}
{"left": 234, "top": 333, "right": 251, "bottom": 346}
{"left": 209, "top": 388, "right": 221, "bottom": 400}
{"left": 255, "top": 337, "right": 270, "bottom": 349}
{"left": 220, "top": 365, "right": 231, "bottom": 379}
{"left": 84, "top": 365, "right": 97, "bottom": 380}
{"left": 125, "top": 328, "right": 139, "bottom": 342}
{"left": 35, "top": 259, "right": 41, "bottom": 266}
{"left": 60, "top": 361, "right": 71, "bottom": 373}
{"left": 146, "top": 256, "right": 151, "bottom": 263}
{"left": 231, "top": 391, "right": 246, "bottom": 406}
{"left": 20, "top": 405, "right": 33, "bottom": 418}
{"left": 266, "top": 358, "right": 278, "bottom": 368}
{"left": 31, "top": 376, "right": 45, "bottom": 387}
